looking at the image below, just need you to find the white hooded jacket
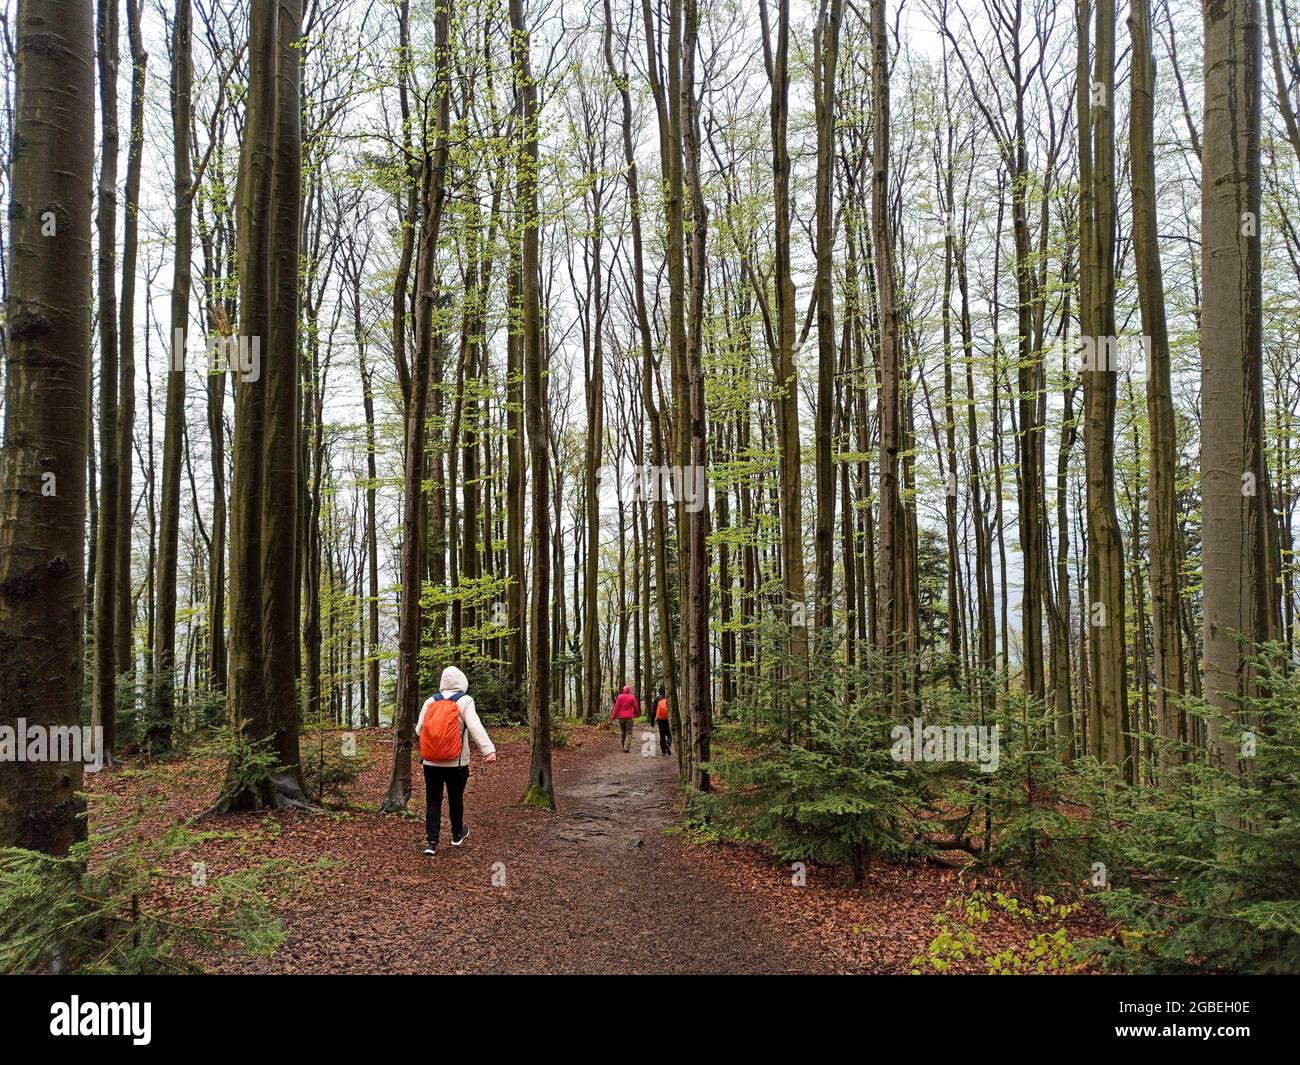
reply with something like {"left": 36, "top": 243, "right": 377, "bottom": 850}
{"left": 414, "top": 666, "right": 496, "bottom": 768}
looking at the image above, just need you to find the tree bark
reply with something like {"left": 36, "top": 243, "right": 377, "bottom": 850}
{"left": 0, "top": 0, "right": 96, "bottom": 853}
{"left": 117, "top": 0, "right": 146, "bottom": 690}
{"left": 763, "top": 0, "right": 808, "bottom": 683}
{"left": 93, "top": 0, "right": 121, "bottom": 760}
{"left": 1080, "top": 0, "right": 1130, "bottom": 776}
{"left": 812, "top": 0, "right": 843, "bottom": 640}
{"left": 154, "top": 0, "right": 193, "bottom": 751}
{"left": 871, "top": 0, "right": 903, "bottom": 711}
{"left": 512, "top": 0, "right": 556, "bottom": 811}
{"left": 1201, "top": 0, "right": 1276, "bottom": 800}
{"left": 222, "top": 0, "right": 310, "bottom": 810}
{"left": 382, "top": 0, "right": 452, "bottom": 812}
{"left": 1130, "top": 0, "right": 1186, "bottom": 774}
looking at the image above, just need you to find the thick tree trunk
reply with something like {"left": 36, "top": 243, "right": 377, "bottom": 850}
{"left": 265, "top": 0, "right": 305, "bottom": 789}
{"left": 1201, "top": 0, "right": 1275, "bottom": 801}
{"left": 221, "top": 0, "right": 310, "bottom": 811}
{"left": 0, "top": 0, "right": 96, "bottom": 853}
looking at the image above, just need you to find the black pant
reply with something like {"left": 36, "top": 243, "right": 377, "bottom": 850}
{"left": 657, "top": 718, "right": 672, "bottom": 755}
{"left": 423, "top": 764, "right": 469, "bottom": 844}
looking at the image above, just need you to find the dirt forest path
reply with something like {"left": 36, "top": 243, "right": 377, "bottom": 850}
{"left": 207, "top": 724, "right": 835, "bottom": 975}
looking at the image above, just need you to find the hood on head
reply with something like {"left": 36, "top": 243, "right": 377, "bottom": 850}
{"left": 622, "top": 685, "right": 631, "bottom": 693}
{"left": 440, "top": 666, "right": 469, "bottom": 693}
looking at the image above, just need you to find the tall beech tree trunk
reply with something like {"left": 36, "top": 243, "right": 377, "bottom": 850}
{"left": 1201, "top": 0, "right": 1276, "bottom": 804}
{"left": 871, "top": 0, "right": 903, "bottom": 711}
{"left": 1080, "top": 0, "right": 1130, "bottom": 776}
{"left": 610, "top": 0, "right": 678, "bottom": 730}
{"left": 582, "top": 181, "right": 604, "bottom": 726}
{"left": 383, "top": 0, "right": 452, "bottom": 812}
{"left": 812, "top": 0, "right": 843, "bottom": 640}
{"left": 117, "top": 0, "right": 146, "bottom": 687}
{"left": 506, "top": 246, "right": 526, "bottom": 692}
{"left": 763, "top": 0, "right": 808, "bottom": 681}
{"left": 154, "top": 0, "right": 193, "bottom": 751}
{"left": 643, "top": 0, "right": 692, "bottom": 771}
{"left": 1130, "top": 0, "right": 1186, "bottom": 773}
{"left": 223, "top": 0, "right": 265, "bottom": 787}
{"left": 0, "top": 0, "right": 96, "bottom": 853}
{"left": 264, "top": 0, "right": 305, "bottom": 785}
{"left": 221, "top": 0, "right": 309, "bottom": 810}
{"left": 683, "top": 0, "right": 710, "bottom": 789}
{"left": 512, "top": 0, "right": 556, "bottom": 811}
{"left": 93, "top": 0, "right": 121, "bottom": 760}
{"left": 357, "top": 261, "right": 381, "bottom": 729}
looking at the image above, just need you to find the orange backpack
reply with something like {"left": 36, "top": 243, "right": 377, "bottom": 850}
{"left": 656, "top": 698, "right": 669, "bottom": 721}
{"left": 419, "top": 692, "right": 466, "bottom": 761}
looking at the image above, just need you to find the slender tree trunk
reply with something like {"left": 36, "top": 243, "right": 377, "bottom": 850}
{"left": 1130, "top": 0, "right": 1186, "bottom": 774}
{"left": 383, "top": 0, "right": 452, "bottom": 812}
{"left": 506, "top": 243, "right": 526, "bottom": 692}
{"left": 763, "top": 0, "right": 808, "bottom": 682}
{"left": 93, "top": 0, "right": 121, "bottom": 760}
{"left": 1080, "top": 0, "right": 1130, "bottom": 776}
{"left": 812, "top": 0, "right": 843, "bottom": 639}
{"left": 683, "top": 0, "right": 710, "bottom": 789}
{"left": 154, "top": 0, "right": 194, "bottom": 751}
{"left": 512, "top": 0, "right": 556, "bottom": 810}
{"left": 117, "top": 0, "right": 146, "bottom": 695}
{"left": 358, "top": 275, "right": 381, "bottom": 729}
{"left": 616, "top": 0, "right": 680, "bottom": 739}
{"left": 582, "top": 185, "right": 604, "bottom": 725}
{"left": 871, "top": 0, "right": 903, "bottom": 711}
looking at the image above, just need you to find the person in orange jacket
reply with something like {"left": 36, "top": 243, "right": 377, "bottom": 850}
{"left": 654, "top": 687, "right": 672, "bottom": 756}
{"left": 414, "top": 665, "right": 496, "bottom": 856}
{"left": 611, "top": 684, "right": 639, "bottom": 752}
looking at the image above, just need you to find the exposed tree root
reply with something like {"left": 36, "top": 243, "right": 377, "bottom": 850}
{"left": 201, "top": 772, "right": 320, "bottom": 818}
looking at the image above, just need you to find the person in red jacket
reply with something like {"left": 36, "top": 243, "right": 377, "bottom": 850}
{"left": 611, "top": 684, "right": 639, "bottom": 752}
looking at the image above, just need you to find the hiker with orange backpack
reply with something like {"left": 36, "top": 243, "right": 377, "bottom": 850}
{"left": 654, "top": 687, "right": 671, "bottom": 756}
{"left": 611, "top": 684, "right": 639, "bottom": 752}
{"left": 416, "top": 666, "right": 496, "bottom": 856}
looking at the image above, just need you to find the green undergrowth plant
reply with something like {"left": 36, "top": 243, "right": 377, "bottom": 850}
{"left": 911, "top": 890, "right": 1082, "bottom": 974}
{"left": 193, "top": 724, "right": 286, "bottom": 811}
{"left": 0, "top": 802, "right": 313, "bottom": 974}
{"left": 703, "top": 626, "right": 913, "bottom": 884}
{"left": 1089, "top": 652, "right": 1300, "bottom": 974}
